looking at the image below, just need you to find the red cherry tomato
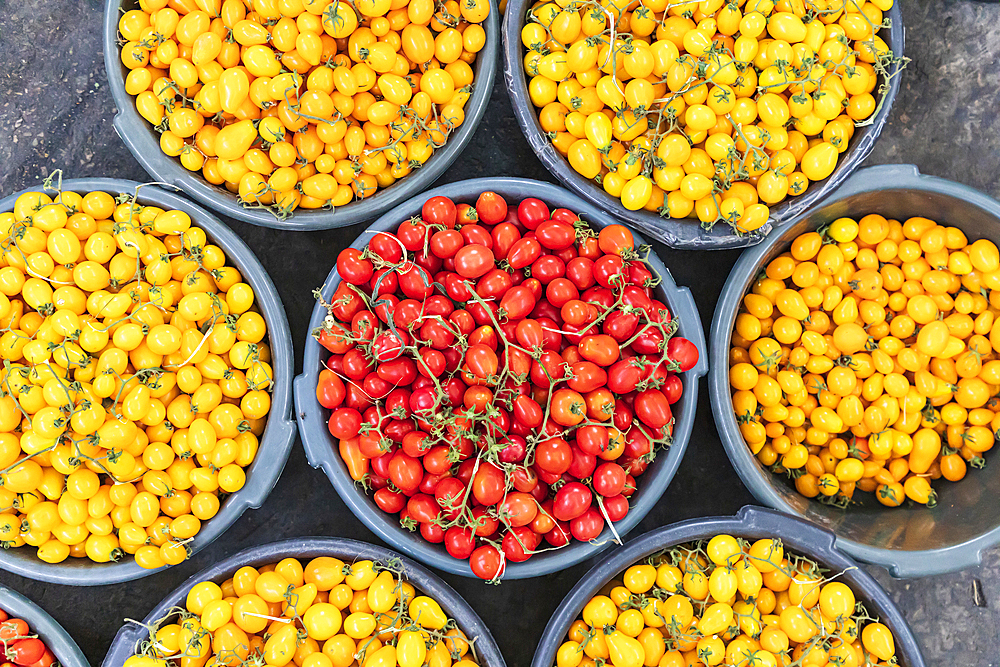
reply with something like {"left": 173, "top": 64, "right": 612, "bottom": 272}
{"left": 667, "top": 336, "right": 700, "bottom": 372}
{"left": 388, "top": 451, "right": 423, "bottom": 494}
{"left": 336, "top": 248, "right": 374, "bottom": 284}
{"left": 592, "top": 255, "right": 625, "bottom": 288}
{"left": 570, "top": 507, "right": 604, "bottom": 541}
{"left": 472, "top": 462, "right": 505, "bottom": 505}
{"left": 470, "top": 544, "right": 504, "bottom": 579}
{"left": 375, "top": 487, "right": 406, "bottom": 513}
{"left": 369, "top": 231, "right": 403, "bottom": 264}
{"left": 593, "top": 462, "right": 626, "bottom": 496}
{"left": 444, "top": 526, "right": 475, "bottom": 559}
{"left": 454, "top": 244, "right": 495, "bottom": 279}
{"left": 499, "top": 286, "right": 536, "bottom": 320}
{"left": 551, "top": 208, "right": 579, "bottom": 225}
{"left": 7, "top": 639, "right": 44, "bottom": 667}
{"left": 553, "top": 482, "right": 593, "bottom": 521}
{"left": 502, "top": 525, "right": 540, "bottom": 562}
{"left": 430, "top": 229, "right": 464, "bottom": 258}
{"left": 578, "top": 334, "right": 621, "bottom": 366}
{"left": 316, "top": 369, "right": 346, "bottom": 409}
{"left": 534, "top": 438, "right": 573, "bottom": 475}
{"left": 328, "top": 408, "right": 362, "bottom": 439}
{"left": 517, "top": 198, "right": 550, "bottom": 229}
{"left": 634, "top": 388, "right": 673, "bottom": 429}
{"left": 507, "top": 237, "right": 542, "bottom": 269}
{"left": 499, "top": 491, "right": 539, "bottom": 527}
{"left": 607, "top": 359, "right": 643, "bottom": 394}
{"left": 0, "top": 619, "right": 29, "bottom": 642}
{"left": 420, "top": 521, "right": 445, "bottom": 543}
{"left": 662, "top": 374, "right": 683, "bottom": 404}
{"left": 422, "top": 195, "right": 457, "bottom": 227}
{"left": 598, "top": 224, "right": 635, "bottom": 256}
{"left": 531, "top": 255, "right": 566, "bottom": 284}
{"left": 476, "top": 268, "right": 513, "bottom": 300}
{"left": 602, "top": 494, "right": 630, "bottom": 521}
{"left": 397, "top": 219, "right": 429, "bottom": 251}
{"left": 476, "top": 191, "right": 508, "bottom": 224}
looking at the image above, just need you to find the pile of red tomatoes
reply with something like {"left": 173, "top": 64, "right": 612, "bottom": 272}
{"left": 1, "top": 611, "right": 55, "bottom": 667}
{"left": 315, "top": 190, "right": 698, "bottom": 580}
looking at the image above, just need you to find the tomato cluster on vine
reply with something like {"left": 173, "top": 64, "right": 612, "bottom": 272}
{"left": 315, "top": 190, "right": 699, "bottom": 580}
{"left": 0, "top": 610, "right": 56, "bottom": 667}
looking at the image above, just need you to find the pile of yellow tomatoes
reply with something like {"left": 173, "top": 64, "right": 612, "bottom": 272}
{"left": 0, "top": 184, "right": 273, "bottom": 568}
{"left": 730, "top": 215, "right": 999, "bottom": 507}
{"left": 118, "top": 0, "right": 489, "bottom": 219}
{"left": 553, "top": 534, "right": 898, "bottom": 667}
{"left": 520, "top": 0, "right": 899, "bottom": 233}
{"left": 123, "top": 556, "right": 482, "bottom": 667}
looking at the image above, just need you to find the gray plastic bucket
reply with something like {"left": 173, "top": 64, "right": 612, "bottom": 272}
{"left": 294, "top": 176, "right": 708, "bottom": 578}
{"left": 100, "top": 537, "right": 508, "bottom": 667}
{"left": 531, "top": 505, "right": 926, "bottom": 667}
{"left": 102, "top": 0, "right": 500, "bottom": 231}
{"left": 0, "top": 178, "right": 296, "bottom": 585}
{"left": 710, "top": 164, "right": 1000, "bottom": 577}
{"left": 502, "top": 4, "right": 905, "bottom": 250}
{"left": 0, "top": 585, "right": 90, "bottom": 667}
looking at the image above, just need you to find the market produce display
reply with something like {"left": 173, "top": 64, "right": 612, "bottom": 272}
{"left": 115, "top": 0, "right": 490, "bottom": 220}
{"left": 0, "top": 178, "right": 274, "bottom": 569}
{"left": 315, "top": 190, "right": 699, "bottom": 579}
{"left": 729, "top": 214, "right": 997, "bottom": 507}
{"left": 552, "top": 533, "right": 899, "bottom": 667}
{"left": 121, "top": 555, "right": 483, "bottom": 667}
{"left": 518, "top": 0, "right": 904, "bottom": 233}
{"left": 0, "top": 610, "right": 56, "bottom": 667}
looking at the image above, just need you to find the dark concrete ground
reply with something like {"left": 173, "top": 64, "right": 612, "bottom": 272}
{"left": 0, "top": 0, "right": 999, "bottom": 665}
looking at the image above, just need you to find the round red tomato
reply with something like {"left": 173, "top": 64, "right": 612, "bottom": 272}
{"left": 570, "top": 507, "right": 604, "bottom": 541}
{"left": 500, "top": 491, "right": 538, "bottom": 527}
{"left": 8, "top": 639, "right": 45, "bottom": 667}
{"left": 422, "top": 195, "right": 457, "bottom": 227}
{"left": 470, "top": 545, "right": 504, "bottom": 579}
{"left": 328, "top": 408, "right": 362, "bottom": 439}
{"left": 634, "top": 388, "right": 673, "bottom": 429}
{"left": 369, "top": 231, "right": 403, "bottom": 264}
{"left": 502, "top": 526, "right": 540, "bottom": 562}
{"left": 472, "top": 462, "right": 505, "bottom": 506}
{"left": 535, "top": 221, "right": 576, "bottom": 250}
{"left": 476, "top": 191, "right": 508, "bottom": 224}
{"left": 593, "top": 462, "right": 626, "bottom": 496}
{"left": 444, "top": 526, "right": 475, "bottom": 559}
{"left": 336, "top": 248, "right": 374, "bottom": 284}
{"left": 454, "top": 244, "right": 495, "bottom": 279}
{"left": 517, "top": 197, "right": 550, "bottom": 229}
{"left": 534, "top": 437, "right": 572, "bottom": 474}
{"left": 430, "top": 229, "right": 464, "bottom": 258}
{"left": 667, "top": 336, "right": 700, "bottom": 372}
{"left": 388, "top": 451, "right": 423, "bottom": 494}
